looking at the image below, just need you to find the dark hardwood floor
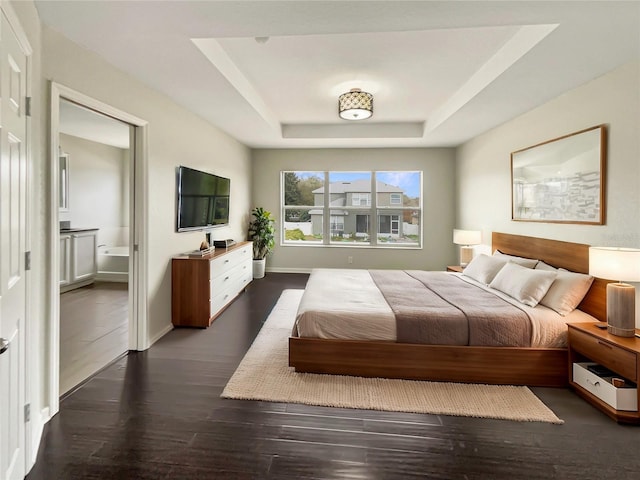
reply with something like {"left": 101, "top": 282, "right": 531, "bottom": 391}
{"left": 28, "top": 273, "right": 639, "bottom": 480}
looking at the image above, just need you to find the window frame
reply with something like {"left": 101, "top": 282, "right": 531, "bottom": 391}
{"left": 281, "top": 170, "right": 422, "bottom": 249}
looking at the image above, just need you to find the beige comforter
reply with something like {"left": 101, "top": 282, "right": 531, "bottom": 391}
{"left": 293, "top": 268, "right": 595, "bottom": 347}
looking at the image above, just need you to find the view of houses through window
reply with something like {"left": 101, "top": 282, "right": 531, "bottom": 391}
{"left": 282, "top": 171, "right": 422, "bottom": 247}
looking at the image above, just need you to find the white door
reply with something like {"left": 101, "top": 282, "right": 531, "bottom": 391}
{"left": 0, "top": 8, "right": 28, "bottom": 480}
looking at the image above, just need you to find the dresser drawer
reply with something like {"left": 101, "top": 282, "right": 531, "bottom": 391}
{"left": 573, "top": 362, "right": 637, "bottom": 411}
{"left": 211, "top": 259, "right": 250, "bottom": 292}
{"left": 210, "top": 245, "right": 252, "bottom": 279}
{"left": 569, "top": 329, "right": 637, "bottom": 381}
{"left": 211, "top": 272, "right": 249, "bottom": 314}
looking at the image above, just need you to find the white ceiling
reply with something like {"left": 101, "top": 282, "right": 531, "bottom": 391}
{"left": 37, "top": 1, "right": 640, "bottom": 149}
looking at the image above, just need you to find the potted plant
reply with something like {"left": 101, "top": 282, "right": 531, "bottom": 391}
{"left": 248, "top": 207, "right": 275, "bottom": 278}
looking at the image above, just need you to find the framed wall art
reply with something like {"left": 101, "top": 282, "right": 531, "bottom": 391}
{"left": 511, "top": 125, "right": 607, "bottom": 225}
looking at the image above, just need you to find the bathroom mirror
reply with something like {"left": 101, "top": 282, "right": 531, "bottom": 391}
{"left": 59, "top": 151, "right": 69, "bottom": 211}
{"left": 511, "top": 125, "right": 607, "bottom": 225}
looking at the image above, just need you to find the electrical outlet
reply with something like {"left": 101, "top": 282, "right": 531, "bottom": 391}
{"left": 348, "top": 256, "right": 353, "bottom": 264}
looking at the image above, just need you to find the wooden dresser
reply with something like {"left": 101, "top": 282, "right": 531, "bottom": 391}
{"left": 171, "top": 241, "right": 252, "bottom": 327}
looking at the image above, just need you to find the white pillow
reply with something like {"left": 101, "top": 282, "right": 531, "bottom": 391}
{"left": 489, "top": 262, "right": 557, "bottom": 307}
{"left": 463, "top": 254, "right": 508, "bottom": 285}
{"left": 493, "top": 250, "right": 539, "bottom": 268}
{"left": 540, "top": 270, "right": 594, "bottom": 315}
{"left": 535, "top": 261, "right": 558, "bottom": 272}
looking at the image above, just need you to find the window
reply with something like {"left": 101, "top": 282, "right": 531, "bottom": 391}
{"left": 378, "top": 215, "right": 399, "bottom": 235}
{"left": 355, "top": 214, "right": 369, "bottom": 238}
{"left": 330, "top": 216, "right": 344, "bottom": 237}
{"left": 352, "top": 193, "right": 371, "bottom": 206}
{"left": 282, "top": 171, "right": 324, "bottom": 243}
{"left": 282, "top": 171, "right": 421, "bottom": 248}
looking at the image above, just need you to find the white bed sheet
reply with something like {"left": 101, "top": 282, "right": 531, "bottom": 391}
{"left": 294, "top": 269, "right": 596, "bottom": 348}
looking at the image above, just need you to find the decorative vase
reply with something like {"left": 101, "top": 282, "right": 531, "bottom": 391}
{"left": 253, "top": 258, "right": 266, "bottom": 279}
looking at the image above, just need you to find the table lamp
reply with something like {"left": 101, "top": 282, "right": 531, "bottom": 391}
{"left": 589, "top": 247, "right": 640, "bottom": 337}
{"left": 453, "top": 229, "right": 482, "bottom": 267}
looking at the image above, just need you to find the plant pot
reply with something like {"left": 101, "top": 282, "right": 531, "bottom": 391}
{"left": 253, "top": 258, "right": 266, "bottom": 279}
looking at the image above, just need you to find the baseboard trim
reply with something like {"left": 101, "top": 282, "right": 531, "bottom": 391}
{"left": 27, "top": 406, "right": 50, "bottom": 472}
{"left": 266, "top": 267, "right": 313, "bottom": 274}
{"left": 148, "top": 323, "right": 174, "bottom": 349}
{"left": 96, "top": 271, "right": 128, "bottom": 282}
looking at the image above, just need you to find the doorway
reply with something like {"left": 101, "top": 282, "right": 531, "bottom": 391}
{"left": 58, "top": 99, "right": 132, "bottom": 395}
{"left": 49, "top": 83, "right": 149, "bottom": 416}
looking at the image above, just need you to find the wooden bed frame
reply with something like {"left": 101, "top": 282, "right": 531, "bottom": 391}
{"left": 289, "top": 232, "right": 610, "bottom": 387}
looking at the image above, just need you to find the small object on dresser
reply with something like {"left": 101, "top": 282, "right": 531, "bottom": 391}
{"left": 612, "top": 378, "right": 626, "bottom": 388}
{"left": 188, "top": 247, "right": 214, "bottom": 257}
{"left": 594, "top": 322, "right": 608, "bottom": 329}
{"left": 213, "top": 239, "right": 236, "bottom": 248}
{"left": 200, "top": 240, "right": 210, "bottom": 250}
{"left": 586, "top": 364, "right": 616, "bottom": 377}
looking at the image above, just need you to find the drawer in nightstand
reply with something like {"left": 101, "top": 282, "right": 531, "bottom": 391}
{"left": 573, "top": 363, "right": 637, "bottom": 411}
{"left": 569, "top": 329, "right": 637, "bottom": 381}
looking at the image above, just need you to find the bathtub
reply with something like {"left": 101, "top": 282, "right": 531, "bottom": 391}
{"left": 97, "top": 246, "right": 129, "bottom": 282}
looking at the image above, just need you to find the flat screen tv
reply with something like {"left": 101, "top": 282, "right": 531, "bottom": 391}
{"left": 176, "top": 165, "right": 231, "bottom": 232}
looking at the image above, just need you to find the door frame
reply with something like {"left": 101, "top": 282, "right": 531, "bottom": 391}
{"left": 48, "top": 82, "right": 149, "bottom": 416}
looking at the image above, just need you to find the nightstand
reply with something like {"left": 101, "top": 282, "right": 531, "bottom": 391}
{"left": 567, "top": 322, "right": 640, "bottom": 424}
{"left": 446, "top": 265, "right": 463, "bottom": 273}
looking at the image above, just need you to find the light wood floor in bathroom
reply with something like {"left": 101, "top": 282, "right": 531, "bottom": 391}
{"left": 59, "top": 281, "right": 129, "bottom": 396}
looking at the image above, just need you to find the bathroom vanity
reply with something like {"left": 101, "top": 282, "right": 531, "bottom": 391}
{"left": 60, "top": 227, "right": 99, "bottom": 293}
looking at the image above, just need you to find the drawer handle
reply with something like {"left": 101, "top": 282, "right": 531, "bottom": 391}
{"left": 597, "top": 341, "right": 613, "bottom": 349}
{"left": 224, "top": 259, "right": 230, "bottom": 264}
{"left": 586, "top": 378, "right": 600, "bottom": 387}
{"left": 224, "top": 276, "right": 230, "bottom": 281}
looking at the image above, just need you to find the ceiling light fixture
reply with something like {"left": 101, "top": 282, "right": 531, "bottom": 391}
{"left": 338, "top": 88, "right": 373, "bottom": 120}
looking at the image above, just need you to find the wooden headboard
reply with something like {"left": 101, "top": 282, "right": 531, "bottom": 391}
{"left": 492, "top": 232, "right": 609, "bottom": 322}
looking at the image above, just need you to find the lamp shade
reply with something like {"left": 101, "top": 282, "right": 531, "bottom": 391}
{"left": 589, "top": 247, "right": 640, "bottom": 282}
{"left": 453, "top": 229, "right": 482, "bottom": 246}
{"left": 338, "top": 88, "right": 373, "bottom": 120}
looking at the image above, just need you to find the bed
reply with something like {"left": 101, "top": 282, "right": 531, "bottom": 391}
{"left": 288, "top": 232, "right": 611, "bottom": 387}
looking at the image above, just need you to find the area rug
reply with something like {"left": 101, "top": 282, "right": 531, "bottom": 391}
{"left": 222, "top": 289, "right": 563, "bottom": 424}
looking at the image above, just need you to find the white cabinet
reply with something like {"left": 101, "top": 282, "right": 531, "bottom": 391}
{"left": 60, "top": 229, "right": 98, "bottom": 293}
{"left": 209, "top": 244, "right": 253, "bottom": 316}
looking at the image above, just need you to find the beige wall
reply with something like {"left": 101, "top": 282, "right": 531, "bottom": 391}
{"left": 11, "top": 0, "right": 252, "bottom": 453}
{"left": 59, "top": 133, "right": 130, "bottom": 247}
{"left": 42, "top": 27, "right": 253, "bottom": 344}
{"left": 251, "top": 148, "right": 457, "bottom": 271}
{"left": 456, "top": 60, "right": 640, "bottom": 324}
{"left": 456, "top": 61, "right": 640, "bottom": 248}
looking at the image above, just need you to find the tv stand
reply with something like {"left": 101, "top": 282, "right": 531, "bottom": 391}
{"left": 171, "top": 241, "right": 252, "bottom": 327}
